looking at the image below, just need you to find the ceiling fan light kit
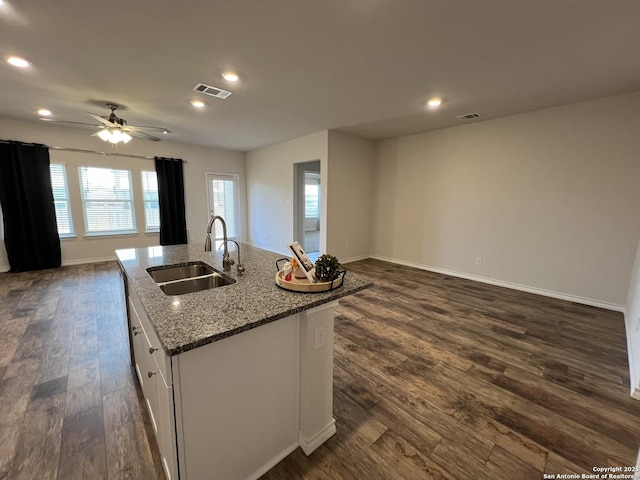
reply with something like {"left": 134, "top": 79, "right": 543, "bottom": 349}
{"left": 97, "top": 128, "right": 132, "bottom": 144}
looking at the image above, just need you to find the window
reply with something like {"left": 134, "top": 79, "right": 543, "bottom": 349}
{"left": 305, "top": 181, "right": 319, "bottom": 219}
{"left": 49, "top": 164, "right": 74, "bottom": 237}
{"left": 141, "top": 170, "right": 160, "bottom": 232}
{"left": 78, "top": 166, "right": 136, "bottom": 235}
{"left": 206, "top": 173, "right": 239, "bottom": 241}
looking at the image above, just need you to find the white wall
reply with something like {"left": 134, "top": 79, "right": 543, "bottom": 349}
{"left": 245, "top": 130, "right": 374, "bottom": 262}
{"left": 0, "top": 118, "right": 245, "bottom": 269}
{"left": 246, "top": 131, "right": 328, "bottom": 255}
{"left": 371, "top": 91, "right": 640, "bottom": 308}
{"left": 326, "top": 131, "right": 373, "bottom": 262}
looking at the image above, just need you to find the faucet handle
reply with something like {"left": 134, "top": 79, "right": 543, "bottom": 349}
{"left": 222, "top": 253, "right": 234, "bottom": 271}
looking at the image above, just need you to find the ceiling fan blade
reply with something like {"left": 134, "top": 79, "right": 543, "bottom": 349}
{"left": 127, "top": 130, "right": 161, "bottom": 142}
{"left": 85, "top": 111, "right": 116, "bottom": 127}
{"left": 126, "top": 125, "right": 171, "bottom": 134}
{"left": 40, "top": 119, "right": 102, "bottom": 128}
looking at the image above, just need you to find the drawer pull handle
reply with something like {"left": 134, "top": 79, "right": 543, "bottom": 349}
{"left": 132, "top": 326, "right": 142, "bottom": 336}
{"left": 148, "top": 371, "right": 157, "bottom": 378}
{"left": 149, "top": 347, "right": 158, "bottom": 354}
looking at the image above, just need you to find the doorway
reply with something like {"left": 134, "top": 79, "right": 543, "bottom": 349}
{"left": 294, "top": 161, "right": 321, "bottom": 254}
{"left": 206, "top": 173, "right": 240, "bottom": 248}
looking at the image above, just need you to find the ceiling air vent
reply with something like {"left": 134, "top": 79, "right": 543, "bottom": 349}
{"left": 193, "top": 83, "right": 232, "bottom": 99}
{"left": 457, "top": 112, "right": 481, "bottom": 121}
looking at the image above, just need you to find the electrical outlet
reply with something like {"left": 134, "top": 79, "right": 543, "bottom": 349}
{"left": 314, "top": 324, "right": 326, "bottom": 350}
{"left": 475, "top": 257, "right": 483, "bottom": 266}
{"left": 345, "top": 243, "right": 350, "bottom": 251}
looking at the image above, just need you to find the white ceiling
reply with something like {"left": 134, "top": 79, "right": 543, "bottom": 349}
{"left": 1, "top": 0, "right": 639, "bottom": 152}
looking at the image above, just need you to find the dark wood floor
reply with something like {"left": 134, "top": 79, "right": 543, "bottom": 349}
{"left": 0, "top": 263, "right": 163, "bottom": 480}
{"left": 0, "top": 259, "right": 638, "bottom": 479}
{"left": 263, "top": 259, "right": 640, "bottom": 479}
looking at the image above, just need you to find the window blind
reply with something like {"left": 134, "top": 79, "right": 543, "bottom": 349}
{"left": 208, "top": 174, "right": 239, "bottom": 240}
{"left": 49, "top": 164, "right": 74, "bottom": 236}
{"left": 141, "top": 170, "right": 160, "bottom": 232}
{"left": 78, "top": 166, "right": 136, "bottom": 235}
{"left": 305, "top": 182, "right": 319, "bottom": 219}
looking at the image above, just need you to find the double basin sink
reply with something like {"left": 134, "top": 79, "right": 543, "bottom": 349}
{"left": 147, "top": 261, "right": 235, "bottom": 295}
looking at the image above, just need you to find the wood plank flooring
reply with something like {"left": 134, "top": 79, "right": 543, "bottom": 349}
{"left": 262, "top": 259, "right": 640, "bottom": 479}
{"left": 0, "top": 259, "right": 638, "bottom": 479}
{"left": 0, "top": 263, "right": 163, "bottom": 480}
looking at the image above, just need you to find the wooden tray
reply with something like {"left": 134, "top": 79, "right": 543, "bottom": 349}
{"left": 275, "top": 270, "right": 345, "bottom": 293}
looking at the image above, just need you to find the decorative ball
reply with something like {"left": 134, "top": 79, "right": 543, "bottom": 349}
{"left": 314, "top": 254, "right": 343, "bottom": 282}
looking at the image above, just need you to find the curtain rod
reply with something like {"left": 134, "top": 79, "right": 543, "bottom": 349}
{"left": 49, "top": 146, "right": 157, "bottom": 161}
{"left": 0, "top": 140, "right": 187, "bottom": 163}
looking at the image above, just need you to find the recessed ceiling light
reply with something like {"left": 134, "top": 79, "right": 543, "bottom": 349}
{"left": 7, "top": 56, "right": 30, "bottom": 68}
{"left": 222, "top": 71, "right": 239, "bottom": 82}
{"left": 37, "top": 108, "right": 51, "bottom": 116}
{"left": 427, "top": 97, "right": 443, "bottom": 108}
{"left": 191, "top": 100, "right": 205, "bottom": 108}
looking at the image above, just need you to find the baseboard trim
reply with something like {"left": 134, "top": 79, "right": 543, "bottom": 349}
{"left": 342, "top": 254, "right": 370, "bottom": 264}
{"left": 299, "top": 418, "right": 336, "bottom": 456}
{"left": 369, "top": 254, "right": 624, "bottom": 312}
{"left": 0, "top": 256, "right": 117, "bottom": 273}
{"left": 247, "top": 441, "right": 299, "bottom": 480}
{"left": 62, "top": 256, "right": 117, "bottom": 266}
{"left": 243, "top": 241, "right": 289, "bottom": 257}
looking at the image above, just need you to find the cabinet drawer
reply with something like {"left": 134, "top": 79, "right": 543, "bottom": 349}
{"left": 127, "top": 282, "right": 172, "bottom": 385}
{"left": 140, "top": 325, "right": 172, "bottom": 387}
{"left": 129, "top": 298, "right": 158, "bottom": 404}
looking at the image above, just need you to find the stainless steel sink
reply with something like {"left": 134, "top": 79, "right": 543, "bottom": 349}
{"left": 159, "top": 273, "right": 235, "bottom": 295}
{"left": 147, "top": 261, "right": 215, "bottom": 283}
{"left": 147, "top": 261, "right": 236, "bottom": 295}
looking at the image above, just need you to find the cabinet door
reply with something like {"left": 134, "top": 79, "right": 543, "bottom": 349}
{"left": 130, "top": 298, "right": 161, "bottom": 434}
{"left": 127, "top": 294, "right": 177, "bottom": 479}
{"left": 129, "top": 298, "right": 147, "bottom": 388}
{"left": 156, "top": 374, "right": 178, "bottom": 480}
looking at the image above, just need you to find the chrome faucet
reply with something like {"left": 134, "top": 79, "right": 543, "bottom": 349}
{"left": 227, "top": 240, "right": 245, "bottom": 276}
{"left": 204, "top": 215, "right": 234, "bottom": 271}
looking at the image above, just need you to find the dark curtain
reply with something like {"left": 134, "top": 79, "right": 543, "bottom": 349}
{"left": 0, "top": 140, "right": 61, "bottom": 272}
{"left": 155, "top": 156, "right": 188, "bottom": 245}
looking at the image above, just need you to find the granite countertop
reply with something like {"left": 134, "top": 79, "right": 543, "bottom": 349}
{"left": 117, "top": 243, "right": 373, "bottom": 356}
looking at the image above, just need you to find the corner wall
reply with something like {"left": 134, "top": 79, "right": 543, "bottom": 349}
{"left": 326, "top": 131, "right": 373, "bottom": 262}
{"left": 245, "top": 130, "right": 374, "bottom": 261}
{"left": 371, "top": 91, "right": 640, "bottom": 308}
{"left": 0, "top": 118, "right": 245, "bottom": 269}
{"left": 245, "top": 131, "right": 328, "bottom": 255}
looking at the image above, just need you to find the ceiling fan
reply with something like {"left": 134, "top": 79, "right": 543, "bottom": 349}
{"left": 45, "top": 103, "right": 171, "bottom": 143}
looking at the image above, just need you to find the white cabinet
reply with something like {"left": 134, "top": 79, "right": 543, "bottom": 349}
{"left": 125, "top": 277, "right": 338, "bottom": 480}
{"left": 172, "top": 314, "right": 300, "bottom": 480}
{"left": 128, "top": 287, "right": 178, "bottom": 480}
{"left": 626, "top": 239, "right": 640, "bottom": 400}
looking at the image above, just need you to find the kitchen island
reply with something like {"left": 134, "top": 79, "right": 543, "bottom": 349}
{"left": 117, "top": 243, "right": 372, "bottom": 480}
